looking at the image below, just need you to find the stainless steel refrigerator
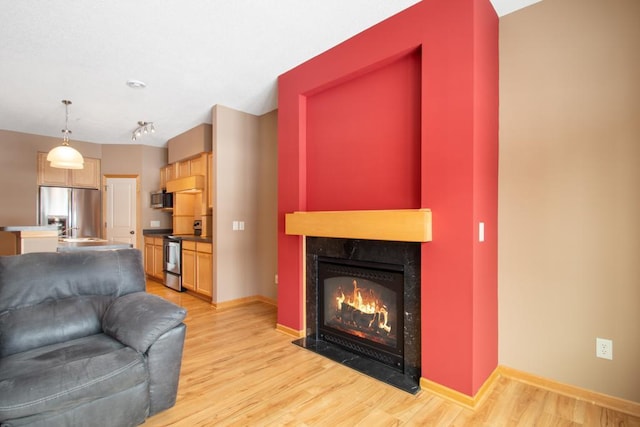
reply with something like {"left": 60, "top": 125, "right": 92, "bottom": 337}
{"left": 38, "top": 187, "right": 101, "bottom": 238}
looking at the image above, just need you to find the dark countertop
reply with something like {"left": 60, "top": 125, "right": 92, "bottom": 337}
{"left": 169, "top": 234, "right": 213, "bottom": 243}
{"left": 179, "top": 236, "right": 213, "bottom": 243}
{"left": 142, "top": 230, "right": 212, "bottom": 243}
{"left": 142, "top": 228, "right": 173, "bottom": 236}
{"left": 57, "top": 241, "right": 133, "bottom": 252}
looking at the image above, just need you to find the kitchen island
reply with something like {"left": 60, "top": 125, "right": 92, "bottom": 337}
{"left": 57, "top": 239, "right": 133, "bottom": 252}
{"left": 0, "top": 226, "right": 59, "bottom": 255}
{"left": 0, "top": 226, "right": 133, "bottom": 255}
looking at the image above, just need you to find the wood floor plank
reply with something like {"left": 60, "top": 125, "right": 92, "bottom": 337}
{"left": 144, "top": 280, "right": 640, "bottom": 426}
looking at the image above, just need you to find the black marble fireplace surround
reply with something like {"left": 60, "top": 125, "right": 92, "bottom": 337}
{"left": 294, "top": 237, "right": 421, "bottom": 394}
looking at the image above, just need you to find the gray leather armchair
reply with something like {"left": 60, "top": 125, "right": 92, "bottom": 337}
{"left": 0, "top": 249, "right": 187, "bottom": 427}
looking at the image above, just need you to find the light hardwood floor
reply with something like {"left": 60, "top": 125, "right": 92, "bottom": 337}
{"left": 144, "top": 280, "right": 639, "bottom": 426}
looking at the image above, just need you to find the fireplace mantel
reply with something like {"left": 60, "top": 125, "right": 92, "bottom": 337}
{"left": 285, "top": 209, "right": 432, "bottom": 242}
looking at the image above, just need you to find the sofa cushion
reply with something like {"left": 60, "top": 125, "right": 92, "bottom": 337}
{"left": 0, "top": 296, "right": 112, "bottom": 358}
{"left": 0, "top": 249, "right": 145, "bottom": 312}
{"left": 0, "top": 249, "right": 146, "bottom": 357}
{"left": 0, "top": 333, "right": 148, "bottom": 421}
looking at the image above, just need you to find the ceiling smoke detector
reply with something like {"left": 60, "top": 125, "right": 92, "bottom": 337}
{"left": 126, "top": 79, "right": 147, "bottom": 89}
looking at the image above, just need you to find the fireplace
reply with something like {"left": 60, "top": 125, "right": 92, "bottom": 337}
{"left": 318, "top": 256, "right": 404, "bottom": 370}
{"left": 295, "top": 237, "right": 421, "bottom": 393}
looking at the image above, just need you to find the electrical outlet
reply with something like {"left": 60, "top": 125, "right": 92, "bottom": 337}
{"left": 596, "top": 338, "right": 613, "bottom": 360}
{"left": 274, "top": 274, "right": 278, "bottom": 285}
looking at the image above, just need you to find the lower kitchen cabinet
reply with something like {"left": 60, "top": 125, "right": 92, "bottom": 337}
{"left": 182, "top": 240, "right": 212, "bottom": 297}
{"left": 181, "top": 245, "right": 196, "bottom": 291}
{"left": 144, "top": 236, "right": 164, "bottom": 282}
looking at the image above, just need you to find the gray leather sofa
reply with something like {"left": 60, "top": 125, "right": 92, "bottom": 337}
{"left": 0, "top": 249, "right": 187, "bottom": 427}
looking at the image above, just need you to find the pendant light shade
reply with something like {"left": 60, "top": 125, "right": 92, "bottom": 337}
{"left": 47, "top": 145, "right": 85, "bottom": 169}
{"left": 47, "top": 100, "right": 84, "bottom": 169}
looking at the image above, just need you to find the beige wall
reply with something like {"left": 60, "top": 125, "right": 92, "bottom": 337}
{"left": 0, "top": 130, "right": 170, "bottom": 245}
{"left": 499, "top": 0, "right": 640, "bottom": 402}
{"left": 211, "top": 105, "right": 278, "bottom": 304}
{"left": 167, "top": 123, "right": 212, "bottom": 164}
{"left": 0, "top": 130, "right": 102, "bottom": 226}
{"left": 102, "top": 144, "right": 172, "bottom": 248}
{"left": 257, "top": 110, "right": 278, "bottom": 301}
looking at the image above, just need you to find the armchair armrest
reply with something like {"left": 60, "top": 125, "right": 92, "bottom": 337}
{"left": 102, "top": 292, "right": 186, "bottom": 353}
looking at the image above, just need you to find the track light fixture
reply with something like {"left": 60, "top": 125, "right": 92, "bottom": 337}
{"left": 131, "top": 121, "right": 155, "bottom": 141}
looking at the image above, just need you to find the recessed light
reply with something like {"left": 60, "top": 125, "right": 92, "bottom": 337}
{"left": 126, "top": 79, "right": 147, "bottom": 89}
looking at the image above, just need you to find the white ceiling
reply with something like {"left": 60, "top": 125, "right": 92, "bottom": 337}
{"left": 0, "top": 0, "right": 540, "bottom": 148}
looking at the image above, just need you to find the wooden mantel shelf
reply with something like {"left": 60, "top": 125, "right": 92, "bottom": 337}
{"left": 285, "top": 209, "right": 432, "bottom": 242}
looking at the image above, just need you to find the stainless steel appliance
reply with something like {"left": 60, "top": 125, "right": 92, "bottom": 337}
{"left": 150, "top": 191, "right": 173, "bottom": 209}
{"left": 38, "top": 187, "right": 101, "bottom": 238}
{"left": 163, "top": 236, "right": 183, "bottom": 291}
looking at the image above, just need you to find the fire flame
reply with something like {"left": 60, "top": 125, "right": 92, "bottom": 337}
{"left": 335, "top": 279, "right": 391, "bottom": 334}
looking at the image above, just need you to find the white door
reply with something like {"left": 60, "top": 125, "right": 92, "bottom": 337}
{"left": 105, "top": 177, "right": 137, "bottom": 246}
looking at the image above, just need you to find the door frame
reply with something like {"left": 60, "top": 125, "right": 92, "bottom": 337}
{"left": 102, "top": 174, "right": 141, "bottom": 249}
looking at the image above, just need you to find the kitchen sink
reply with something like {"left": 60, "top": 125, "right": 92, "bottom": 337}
{"left": 59, "top": 237, "right": 108, "bottom": 243}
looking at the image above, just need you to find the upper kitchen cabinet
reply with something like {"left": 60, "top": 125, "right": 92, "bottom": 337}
{"left": 173, "top": 154, "right": 206, "bottom": 180}
{"left": 186, "top": 153, "right": 206, "bottom": 177}
{"left": 166, "top": 152, "right": 211, "bottom": 235}
{"left": 37, "top": 152, "right": 101, "bottom": 189}
{"left": 166, "top": 153, "right": 208, "bottom": 194}
{"left": 160, "top": 164, "right": 176, "bottom": 189}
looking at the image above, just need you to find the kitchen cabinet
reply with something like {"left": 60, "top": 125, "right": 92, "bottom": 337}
{"left": 172, "top": 192, "right": 195, "bottom": 235}
{"left": 181, "top": 244, "right": 196, "bottom": 291}
{"left": 160, "top": 164, "right": 176, "bottom": 189}
{"left": 177, "top": 160, "right": 190, "bottom": 179}
{"left": 144, "top": 236, "right": 164, "bottom": 282}
{"left": 163, "top": 152, "right": 212, "bottom": 236}
{"left": 196, "top": 243, "right": 213, "bottom": 297}
{"left": 173, "top": 153, "right": 207, "bottom": 180}
{"left": 189, "top": 154, "right": 207, "bottom": 177}
{"left": 182, "top": 240, "right": 212, "bottom": 297}
{"left": 37, "top": 152, "right": 101, "bottom": 189}
{"left": 70, "top": 158, "right": 101, "bottom": 188}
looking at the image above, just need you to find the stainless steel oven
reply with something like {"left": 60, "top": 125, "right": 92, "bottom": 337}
{"left": 163, "top": 236, "right": 183, "bottom": 291}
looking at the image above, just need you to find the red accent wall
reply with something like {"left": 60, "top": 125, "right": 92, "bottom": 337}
{"left": 306, "top": 50, "right": 422, "bottom": 211}
{"left": 278, "top": 0, "right": 498, "bottom": 397}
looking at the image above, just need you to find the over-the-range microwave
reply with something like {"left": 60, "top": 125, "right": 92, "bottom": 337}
{"left": 150, "top": 191, "right": 173, "bottom": 209}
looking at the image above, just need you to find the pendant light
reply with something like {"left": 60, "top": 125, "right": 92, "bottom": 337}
{"left": 47, "top": 100, "right": 84, "bottom": 169}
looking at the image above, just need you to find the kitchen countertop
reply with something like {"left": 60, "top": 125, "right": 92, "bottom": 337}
{"left": 57, "top": 241, "right": 133, "bottom": 252}
{"left": 0, "top": 225, "right": 58, "bottom": 232}
{"left": 142, "top": 228, "right": 173, "bottom": 236}
{"left": 142, "top": 230, "right": 212, "bottom": 243}
{"left": 168, "top": 234, "right": 213, "bottom": 243}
